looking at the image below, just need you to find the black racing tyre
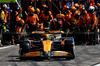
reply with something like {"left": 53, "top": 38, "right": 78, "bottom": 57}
{"left": 64, "top": 40, "right": 74, "bottom": 51}
{"left": 64, "top": 40, "right": 75, "bottom": 59}
{"left": 65, "top": 49, "right": 75, "bottom": 60}
{"left": 19, "top": 41, "right": 30, "bottom": 60}
{"left": 20, "top": 41, "right": 30, "bottom": 54}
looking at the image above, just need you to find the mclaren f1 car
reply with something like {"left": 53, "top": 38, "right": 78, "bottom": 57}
{"left": 19, "top": 30, "right": 75, "bottom": 60}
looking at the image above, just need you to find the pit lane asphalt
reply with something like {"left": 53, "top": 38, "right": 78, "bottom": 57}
{"left": 0, "top": 44, "right": 100, "bottom": 66}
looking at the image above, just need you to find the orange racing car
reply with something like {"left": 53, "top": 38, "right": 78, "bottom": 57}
{"left": 19, "top": 30, "right": 75, "bottom": 60}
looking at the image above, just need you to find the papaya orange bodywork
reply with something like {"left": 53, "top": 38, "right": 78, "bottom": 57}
{"left": 25, "top": 51, "right": 41, "bottom": 57}
{"left": 42, "top": 40, "right": 52, "bottom": 51}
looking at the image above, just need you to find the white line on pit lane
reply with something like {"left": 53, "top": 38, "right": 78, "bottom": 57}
{"left": 0, "top": 45, "right": 14, "bottom": 50}
{"left": 94, "top": 63, "right": 100, "bottom": 66}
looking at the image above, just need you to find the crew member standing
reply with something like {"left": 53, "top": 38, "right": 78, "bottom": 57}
{"left": 40, "top": 4, "right": 53, "bottom": 30}
{"left": 26, "top": 7, "right": 39, "bottom": 31}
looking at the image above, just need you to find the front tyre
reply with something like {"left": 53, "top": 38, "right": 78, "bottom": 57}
{"left": 65, "top": 48, "right": 75, "bottom": 60}
{"left": 19, "top": 41, "right": 30, "bottom": 60}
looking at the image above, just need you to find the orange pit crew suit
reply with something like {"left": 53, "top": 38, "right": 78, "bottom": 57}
{"left": 62, "top": 5, "right": 67, "bottom": 15}
{"left": 70, "top": 6, "right": 77, "bottom": 25}
{"left": 71, "top": 11, "right": 83, "bottom": 44}
{"left": 36, "top": 8, "right": 41, "bottom": 30}
{"left": 56, "top": 13, "right": 65, "bottom": 30}
{"left": 89, "top": 11, "right": 97, "bottom": 31}
{"left": 64, "top": 10, "right": 72, "bottom": 31}
{"left": 62, "top": 5, "right": 72, "bottom": 31}
{"left": 4, "top": 5, "right": 9, "bottom": 30}
{"left": 2, "top": 4, "right": 9, "bottom": 23}
{"left": 79, "top": 9, "right": 90, "bottom": 44}
{"left": 0, "top": 9, "right": 5, "bottom": 23}
{"left": 36, "top": 8, "right": 40, "bottom": 16}
{"left": 70, "top": 6, "right": 76, "bottom": 15}
{"left": 4, "top": 10, "right": 9, "bottom": 24}
{"left": 71, "top": 11, "right": 82, "bottom": 31}
{"left": 70, "top": 6, "right": 79, "bottom": 31}
{"left": 88, "top": 6, "right": 98, "bottom": 45}
{"left": 14, "top": 12, "right": 25, "bottom": 44}
{"left": 12, "top": 11, "right": 24, "bottom": 33}
{"left": 80, "top": 9, "right": 90, "bottom": 31}
{"left": 26, "top": 7, "right": 39, "bottom": 31}
{"left": 40, "top": 4, "right": 53, "bottom": 30}
{"left": 0, "top": 4, "right": 9, "bottom": 31}
{"left": 78, "top": 4, "right": 83, "bottom": 14}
